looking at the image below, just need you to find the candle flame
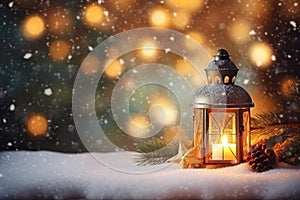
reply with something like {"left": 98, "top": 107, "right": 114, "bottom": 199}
{"left": 222, "top": 135, "right": 228, "bottom": 145}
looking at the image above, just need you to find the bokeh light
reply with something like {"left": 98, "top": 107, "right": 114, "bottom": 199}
{"left": 186, "top": 31, "right": 205, "bottom": 45}
{"left": 175, "top": 58, "right": 202, "bottom": 87}
{"left": 227, "top": 20, "right": 251, "bottom": 44}
{"left": 22, "top": 15, "right": 45, "bottom": 40}
{"left": 139, "top": 39, "right": 158, "bottom": 59}
{"left": 104, "top": 59, "right": 124, "bottom": 79}
{"left": 26, "top": 114, "right": 48, "bottom": 136}
{"left": 80, "top": 56, "right": 101, "bottom": 75}
{"left": 49, "top": 40, "right": 70, "bottom": 61}
{"left": 149, "top": 8, "right": 170, "bottom": 28}
{"left": 48, "top": 9, "right": 72, "bottom": 35}
{"left": 83, "top": 4, "right": 104, "bottom": 28}
{"left": 149, "top": 97, "right": 177, "bottom": 126}
{"left": 127, "top": 114, "right": 150, "bottom": 138}
{"left": 172, "top": 11, "right": 190, "bottom": 29}
{"left": 248, "top": 42, "right": 274, "bottom": 68}
{"left": 165, "top": 0, "right": 204, "bottom": 12}
{"left": 240, "top": 0, "right": 271, "bottom": 21}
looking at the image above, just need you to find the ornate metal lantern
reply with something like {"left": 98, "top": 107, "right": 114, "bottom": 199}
{"left": 193, "top": 49, "right": 254, "bottom": 168}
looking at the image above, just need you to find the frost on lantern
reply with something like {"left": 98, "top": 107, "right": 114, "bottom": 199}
{"left": 191, "top": 49, "right": 254, "bottom": 168}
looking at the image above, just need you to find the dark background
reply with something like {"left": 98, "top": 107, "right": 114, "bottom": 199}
{"left": 0, "top": 0, "right": 299, "bottom": 152}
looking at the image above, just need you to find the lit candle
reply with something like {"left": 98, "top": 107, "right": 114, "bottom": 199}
{"left": 212, "top": 136, "right": 236, "bottom": 160}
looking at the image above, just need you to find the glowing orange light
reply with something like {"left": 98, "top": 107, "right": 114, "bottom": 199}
{"left": 241, "top": 0, "right": 271, "bottom": 21}
{"left": 80, "top": 56, "right": 101, "bottom": 75}
{"left": 186, "top": 31, "right": 205, "bottom": 45}
{"left": 165, "top": 0, "right": 204, "bottom": 12}
{"left": 175, "top": 59, "right": 194, "bottom": 77}
{"left": 49, "top": 40, "right": 70, "bottom": 61}
{"left": 149, "top": 8, "right": 170, "bottom": 27}
{"left": 22, "top": 15, "right": 45, "bottom": 40}
{"left": 175, "top": 58, "right": 203, "bottom": 88}
{"left": 248, "top": 42, "right": 273, "bottom": 68}
{"left": 127, "top": 114, "right": 150, "bottom": 138}
{"left": 150, "top": 97, "right": 177, "bottom": 126}
{"left": 26, "top": 114, "right": 48, "bottom": 136}
{"left": 172, "top": 11, "right": 190, "bottom": 29}
{"left": 105, "top": 59, "right": 124, "bottom": 79}
{"left": 83, "top": 4, "right": 104, "bottom": 28}
{"left": 228, "top": 20, "right": 251, "bottom": 44}
{"left": 48, "top": 9, "right": 72, "bottom": 35}
{"left": 139, "top": 39, "right": 158, "bottom": 58}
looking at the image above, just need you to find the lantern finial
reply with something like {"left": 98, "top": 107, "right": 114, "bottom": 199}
{"left": 214, "top": 49, "right": 230, "bottom": 61}
{"left": 205, "top": 48, "right": 238, "bottom": 85}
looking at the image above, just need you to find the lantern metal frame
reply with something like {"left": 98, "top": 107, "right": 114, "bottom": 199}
{"left": 192, "top": 49, "right": 254, "bottom": 168}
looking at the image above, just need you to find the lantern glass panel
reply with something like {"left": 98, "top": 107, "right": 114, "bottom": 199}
{"left": 193, "top": 108, "right": 203, "bottom": 147}
{"left": 207, "top": 111, "right": 237, "bottom": 162}
{"left": 242, "top": 110, "right": 251, "bottom": 160}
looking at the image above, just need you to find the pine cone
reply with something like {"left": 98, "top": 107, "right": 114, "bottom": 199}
{"left": 247, "top": 144, "right": 276, "bottom": 172}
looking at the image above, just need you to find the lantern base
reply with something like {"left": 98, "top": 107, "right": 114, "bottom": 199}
{"left": 185, "top": 162, "right": 242, "bottom": 169}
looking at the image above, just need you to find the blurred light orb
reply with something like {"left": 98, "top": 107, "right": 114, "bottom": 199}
{"left": 172, "top": 11, "right": 190, "bottom": 29}
{"left": 22, "top": 15, "right": 45, "bottom": 40}
{"left": 175, "top": 59, "right": 193, "bottom": 77}
{"left": 80, "top": 56, "right": 101, "bottom": 75}
{"left": 49, "top": 40, "right": 70, "bottom": 61}
{"left": 249, "top": 42, "right": 273, "bottom": 68}
{"left": 150, "top": 97, "right": 177, "bottom": 126}
{"left": 48, "top": 9, "right": 72, "bottom": 35}
{"left": 175, "top": 59, "right": 202, "bottom": 88}
{"left": 228, "top": 20, "right": 251, "bottom": 44}
{"left": 127, "top": 114, "right": 150, "bottom": 138}
{"left": 149, "top": 8, "right": 170, "bottom": 27}
{"left": 26, "top": 114, "right": 48, "bottom": 136}
{"left": 186, "top": 31, "right": 204, "bottom": 45}
{"left": 139, "top": 39, "right": 158, "bottom": 58}
{"left": 105, "top": 59, "right": 124, "bottom": 79}
{"left": 165, "top": 0, "right": 204, "bottom": 12}
{"left": 83, "top": 4, "right": 104, "bottom": 27}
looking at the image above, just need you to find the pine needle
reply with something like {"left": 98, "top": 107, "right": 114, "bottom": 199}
{"left": 134, "top": 138, "right": 179, "bottom": 166}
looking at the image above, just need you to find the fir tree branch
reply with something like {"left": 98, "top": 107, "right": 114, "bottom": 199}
{"left": 134, "top": 138, "right": 179, "bottom": 166}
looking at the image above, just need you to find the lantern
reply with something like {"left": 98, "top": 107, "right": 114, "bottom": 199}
{"left": 192, "top": 49, "right": 254, "bottom": 168}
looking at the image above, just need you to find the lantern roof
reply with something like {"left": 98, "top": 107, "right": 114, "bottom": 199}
{"left": 193, "top": 49, "right": 254, "bottom": 108}
{"left": 193, "top": 84, "right": 254, "bottom": 108}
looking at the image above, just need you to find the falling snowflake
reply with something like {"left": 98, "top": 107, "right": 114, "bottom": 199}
{"left": 44, "top": 88, "right": 53, "bottom": 96}
{"left": 23, "top": 53, "right": 32, "bottom": 59}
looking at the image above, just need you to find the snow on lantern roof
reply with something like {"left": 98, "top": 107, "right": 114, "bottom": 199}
{"left": 193, "top": 84, "right": 254, "bottom": 108}
{"left": 193, "top": 49, "right": 254, "bottom": 108}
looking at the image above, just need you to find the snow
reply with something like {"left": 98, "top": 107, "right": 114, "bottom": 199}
{"left": 44, "top": 88, "right": 53, "bottom": 96}
{"left": 23, "top": 53, "right": 32, "bottom": 59}
{"left": 1, "top": 151, "right": 300, "bottom": 199}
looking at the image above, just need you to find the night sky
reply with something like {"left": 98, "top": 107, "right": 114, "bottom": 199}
{"left": 0, "top": 0, "right": 299, "bottom": 153}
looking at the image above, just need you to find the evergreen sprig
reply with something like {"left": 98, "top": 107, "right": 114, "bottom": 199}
{"left": 134, "top": 138, "right": 179, "bottom": 166}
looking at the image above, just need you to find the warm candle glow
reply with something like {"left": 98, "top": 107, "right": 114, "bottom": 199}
{"left": 212, "top": 135, "right": 236, "bottom": 160}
